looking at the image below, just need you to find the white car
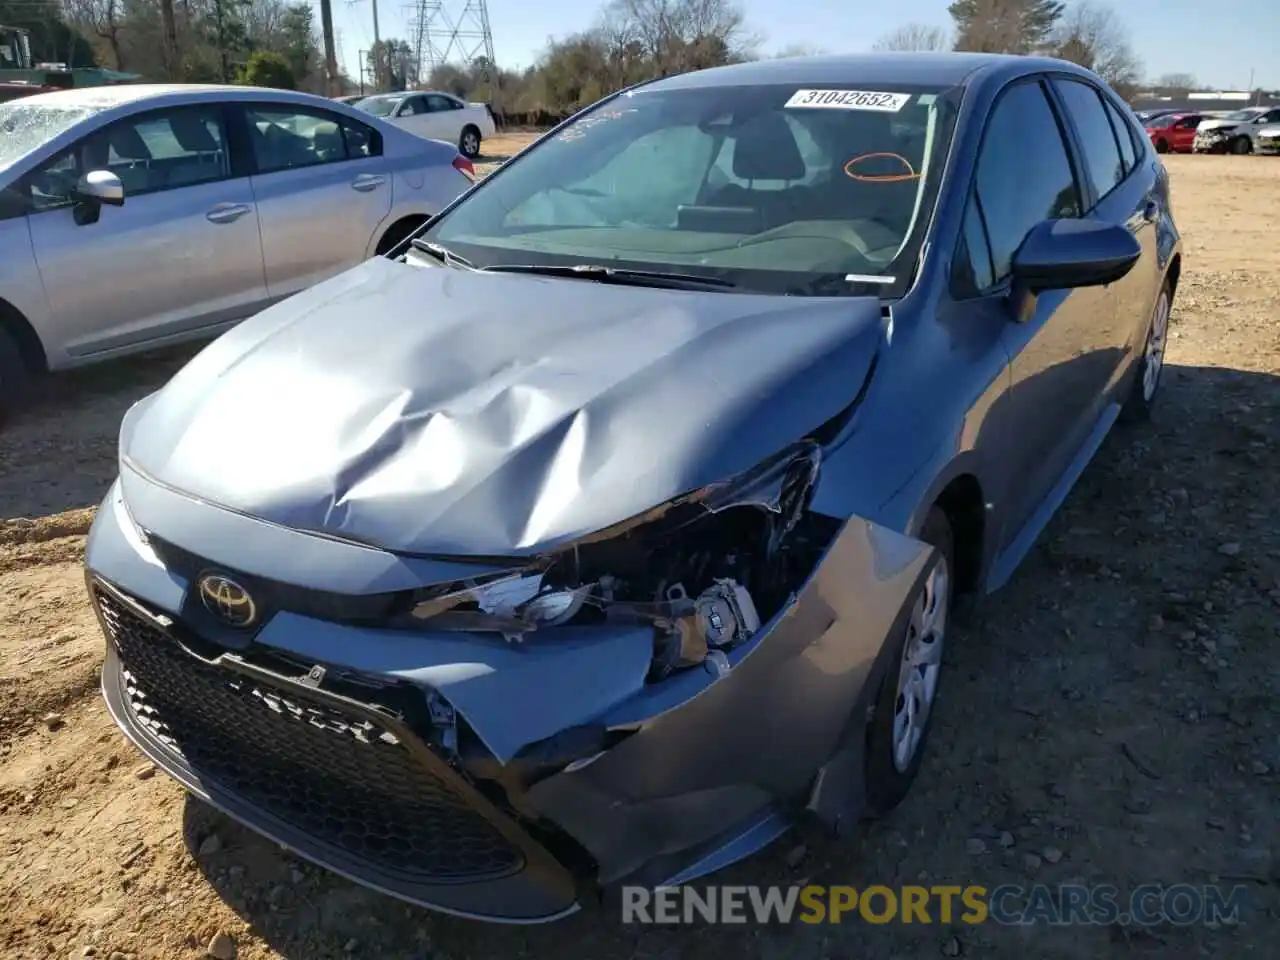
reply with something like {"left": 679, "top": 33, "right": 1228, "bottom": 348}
{"left": 356, "top": 91, "right": 496, "bottom": 159}
{"left": 0, "top": 84, "right": 474, "bottom": 412}
{"left": 1256, "top": 124, "right": 1280, "bottom": 155}
{"left": 1193, "top": 105, "right": 1280, "bottom": 154}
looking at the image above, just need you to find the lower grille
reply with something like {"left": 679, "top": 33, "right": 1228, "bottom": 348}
{"left": 94, "top": 584, "right": 523, "bottom": 883}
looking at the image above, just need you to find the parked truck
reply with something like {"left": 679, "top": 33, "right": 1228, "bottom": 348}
{"left": 0, "top": 24, "right": 65, "bottom": 102}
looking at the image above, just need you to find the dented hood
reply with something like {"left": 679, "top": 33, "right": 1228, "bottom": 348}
{"left": 122, "top": 257, "right": 884, "bottom": 556}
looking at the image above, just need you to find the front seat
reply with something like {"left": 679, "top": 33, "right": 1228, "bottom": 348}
{"left": 84, "top": 125, "right": 154, "bottom": 195}
{"left": 166, "top": 112, "right": 226, "bottom": 188}
{"left": 701, "top": 112, "right": 808, "bottom": 226}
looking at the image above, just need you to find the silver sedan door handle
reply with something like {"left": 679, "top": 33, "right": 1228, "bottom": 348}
{"left": 206, "top": 203, "right": 252, "bottom": 224}
{"left": 352, "top": 174, "right": 388, "bottom": 192}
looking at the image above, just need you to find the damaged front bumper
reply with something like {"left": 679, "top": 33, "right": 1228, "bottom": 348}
{"left": 1192, "top": 132, "right": 1233, "bottom": 153}
{"left": 86, "top": 466, "right": 932, "bottom": 922}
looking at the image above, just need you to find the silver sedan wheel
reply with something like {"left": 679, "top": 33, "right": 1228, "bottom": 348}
{"left": 1143, "top": 289, "right": 1170, "bottom": 402}
{"left": 892, "top": 559, "right": 949, "bottom": 773}
{"left": 461, "top": 130, "right": 480, "bottom": 157}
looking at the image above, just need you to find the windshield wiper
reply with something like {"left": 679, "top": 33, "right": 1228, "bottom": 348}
{"left": 480, "top": 263, "right": 738, "bottom": 291}
{"left": 409, "top": 238, "right": 476, "bottom": 269}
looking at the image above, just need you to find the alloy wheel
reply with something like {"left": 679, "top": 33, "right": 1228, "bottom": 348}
{"left": 892, "top": 558, "right": 949, "bottom": 772}
{"left": 1143, "top": 289, "right": 1170, "bottom": 402}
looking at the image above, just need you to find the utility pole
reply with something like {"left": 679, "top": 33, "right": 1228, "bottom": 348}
{"left": 213, "top": 0, "right": 229, "bottom": 82}
{"left": 358, "top": 49, "right": 366, "bottom": 95}
{"left": 160, "top": 0, "right": 180, "bottom": 80}
{"left": 319, "top": 0, "right": 339, "bottom": 96}
{"left": 371, "top": 0, "right": 381, "bottom": 90}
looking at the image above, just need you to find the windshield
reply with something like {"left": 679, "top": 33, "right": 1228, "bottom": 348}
{"left": 0, "top": 103, "right": 98, "bottom": 171}
{"left": 357, "top": 97, "right": 402, "bottom": 118}
{"left": 1220, "top": 109, "right": 1260, "bottom": 121}
{"left": 421, "top": 81, "right": 961, "bottom": 298}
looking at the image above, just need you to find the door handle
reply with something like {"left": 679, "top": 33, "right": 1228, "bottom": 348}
{"left": 352, "top": 174, "right": 388, "bottom": 192}
{"left": 1142, "top": 200, "right": 1159, "bottom": 222}
{"left": 206, "top": 203, "right": 252, "bottom": 224}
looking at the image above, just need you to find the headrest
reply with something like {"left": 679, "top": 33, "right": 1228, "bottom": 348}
{"left": 109, "top": 125, "right": 151, "bottom": 161}
{"left": 732, "top": 112, "right": 805, "bottom": 181}
{"left": 170, "top": 112, "right": 221, "bottom": 153}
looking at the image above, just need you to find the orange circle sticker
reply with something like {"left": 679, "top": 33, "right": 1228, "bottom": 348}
{"left": 843, "top": 152, "right": 919, "bottom": 182}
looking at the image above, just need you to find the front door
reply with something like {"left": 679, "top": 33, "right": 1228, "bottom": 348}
{"left": 961, "top": 78, "right": 1113, "bottom": 555}
{"left": 239, "top": 103, "right": 393, "bottom": 299}
{"left": 393, "top": 94, "right": 447, "bottom": 140}
{"left": 25, "top": 103, "right": 268, "bottom": 360}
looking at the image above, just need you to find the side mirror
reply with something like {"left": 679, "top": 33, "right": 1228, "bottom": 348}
{"left": 76, "top": 169, "right": 125, "bottom": 206}
{"left": 72, "top": 169, "right": 124, "bottom": 226}
{"left": 1011, "top": 218, "right": 1140, "bottom": 295}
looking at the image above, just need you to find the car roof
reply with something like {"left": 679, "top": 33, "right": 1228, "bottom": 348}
{"left": 15, "top": 83, "right": 346, "bottom": 111}
{"left": 639, "top": 52, "right": 1091, "bottom": 92}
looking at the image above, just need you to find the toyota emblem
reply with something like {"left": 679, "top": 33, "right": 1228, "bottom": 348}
{"left": 197, "top": 573, "right": 258, "bottom": 628}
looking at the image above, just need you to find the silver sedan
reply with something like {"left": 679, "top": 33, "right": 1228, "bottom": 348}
{"left": 0, "top": 83, "right": 473, "bottom": 410}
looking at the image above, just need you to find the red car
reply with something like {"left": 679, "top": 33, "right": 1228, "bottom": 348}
{"left": 1144, "top": 112, "right": 1203, "bottom": 154}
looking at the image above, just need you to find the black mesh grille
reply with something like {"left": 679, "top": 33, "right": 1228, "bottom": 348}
{"left": 95, "top": 585, "right": 523, "bottom": 882}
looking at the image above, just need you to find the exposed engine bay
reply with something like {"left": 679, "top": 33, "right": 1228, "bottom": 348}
{"left": 396, "top": 442, "right": 839, "bottom": 681}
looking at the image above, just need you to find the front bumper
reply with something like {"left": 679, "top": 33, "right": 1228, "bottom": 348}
{"left": 1192, "top": 134, "right": 1233, "bottom": 153}
{"left": 87, "top": 471, "right": 930, "bottom": 920}
{"left": 94, "top": 576, "right": 578, "bottom": 922}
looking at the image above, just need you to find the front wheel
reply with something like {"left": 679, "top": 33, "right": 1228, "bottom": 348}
{"left": 864, "top": 506, "right": 954, "bottom": 816}
{"left": 0, "top": 325, "right": 31, "bottom": 427}
{"left": 459, "top": 125, "right": 481, "bottom": 160}
{"left": 1231, "top": 136, "right": 1252, "bottom": 155}
{"left": 1121, "top": 281, "right": 1172, "bottom": 423}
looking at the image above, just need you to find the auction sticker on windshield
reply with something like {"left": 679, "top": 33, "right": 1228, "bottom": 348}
{"left": 784, "top": 90, "right": 910, "bottom": 112}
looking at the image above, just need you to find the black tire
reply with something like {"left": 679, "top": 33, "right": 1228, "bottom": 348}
{"left": 459, "top": 124, "right": 482, "bottom": 160}
{"left": 375, "top": 217, "right": 429, "bottom": 258}
{"left": 864, "top": 506, "right": 954, "bottom": 817}
{"left": 1155, "top": 139, "right": 1170, "bottom": 154}
{"left": 1231, "top": 136, "right": 1252, "bottom": 155}
{"left": 1120, "top": 279, "right": 1172, "bottom": 424}
{"left": 0, "top": 324, "right": 30, "bottom": 425}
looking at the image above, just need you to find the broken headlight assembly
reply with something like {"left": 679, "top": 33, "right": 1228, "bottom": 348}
{"left": 399, "top": 442, "right": 840, "bottom": 681}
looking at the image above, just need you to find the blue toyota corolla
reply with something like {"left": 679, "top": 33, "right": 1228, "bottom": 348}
{"left": 86, "top": 52, "right": 1181, "bottom": 922}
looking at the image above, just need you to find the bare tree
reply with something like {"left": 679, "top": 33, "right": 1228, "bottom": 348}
{"left": 1051, "top": 1, "right": 1142, "bottom": 96}
{"left": 63, "top": 0, "right": 126, "bottom": 69}
{"left": 604, "top": 0, "right": 756, "bottom": 76}
{"left": 949, "top": 0, "right": 1064, "bottom": 54}
{"left": 772, "top": 43, "right": 827, "bottom": 58}
{"left": 873, "top": 23, "right": 951, "bottom": 52}
{"left": 1156, "top": 72, "right": 1197, "bottom": 91}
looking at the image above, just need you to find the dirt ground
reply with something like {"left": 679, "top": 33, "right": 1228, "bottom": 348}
{"left": 1, "top": 144, "right": 1277, "bottom": 960}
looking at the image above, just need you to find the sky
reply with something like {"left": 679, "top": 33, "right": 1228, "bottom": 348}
{"left": 329, "top": 0, "right": 1280, "bottom": 92}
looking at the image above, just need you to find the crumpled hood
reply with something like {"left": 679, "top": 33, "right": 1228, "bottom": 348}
{"left": 1197, "top": 118, "right": 1243, "bottom": 132}
{"left": 122, "top": 257, "right": 884, "bottom": 556}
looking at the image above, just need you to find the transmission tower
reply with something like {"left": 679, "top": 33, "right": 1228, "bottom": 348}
{"left": 406, "top": 0, "right": 497, "bottom": 87}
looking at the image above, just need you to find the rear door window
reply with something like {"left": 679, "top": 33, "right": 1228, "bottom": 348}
{"left": 1053, "top": 78, "right": 1125, "bottom": 205}
{"left": 1103, "top": 99, "right": 1137, "bottom": 173}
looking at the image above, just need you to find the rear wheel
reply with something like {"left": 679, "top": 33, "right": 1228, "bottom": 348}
{"left": 375, "top": 217, "right": 429, "bottom": 258}
{"left": 459, "top": 125, "right": 481, "bottom": 160}
{"left": 1155, "top": 138, "right": 1170, "bottom": 154}
{"left": 1121, "top": 280, "right": 1171, "bottom": 423}
{"left": 864, "top": 506, "right": 954, "bottom": 816}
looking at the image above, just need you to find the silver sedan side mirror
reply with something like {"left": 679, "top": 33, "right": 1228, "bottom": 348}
{"left": 76, "top": 169, "right": 125, "bottom": 207}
